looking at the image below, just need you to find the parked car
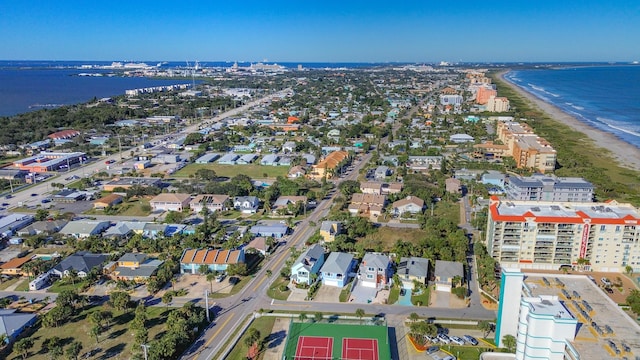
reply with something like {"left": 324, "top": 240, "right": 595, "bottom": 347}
{"left": 463, "top": 335, "right": 478, "bottom": 346}
{"left": 215, "top": 274, "right": 226, "bottom": 282}
{"left": 437, "top": 334, "right": 450, "bottom": 344}
{"left": 442, "top": 356, "right": 457, "bottom": 360}
{"left": 426, "top": 346, "right": 439, "bottom": 354}
{"left": 605, "top": 287, "right": 614, "bottom": 294}
{"left": 450, "top": 336, "right": 465, "bottom": 345}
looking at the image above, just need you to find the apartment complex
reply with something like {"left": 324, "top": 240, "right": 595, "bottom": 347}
{"left": 476, "top": 86, "right": 497, "bottom": 104}
{"left": 309, "top": 150, "right": 349, "bottom": 180}
{"left": 505, "top": 174, "right": 594, "bottom": 202}
{"left": 486, "top": 96, "right": 510, "bottom": 112}
{"left": 486, "top": 197, "right": 640, "bottom": 272}
{"left": 491, "top": 121, "right": 556, "bottom": 173}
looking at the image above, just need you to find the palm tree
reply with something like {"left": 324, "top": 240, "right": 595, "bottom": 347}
{"left": 502, "top": 334, "right": 516, "bottom": 353}
{"left": 298, "top": 312, "right": 308, "bottom": 323}
{"left": 206, "top": 272, "right": 216, "bottom": 293}
{"left": 355, "top": 308, "right": 365, "bottom": 324}
{"left": 314, "top": 312, "right": 323, "bottom": 323}
{"left": 409, "top": 312, "right": 420, "bottom": 322}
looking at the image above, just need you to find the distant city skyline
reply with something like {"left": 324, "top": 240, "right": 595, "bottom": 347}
{"left": 1, "top": 0, "right": 638, "bottom": 63}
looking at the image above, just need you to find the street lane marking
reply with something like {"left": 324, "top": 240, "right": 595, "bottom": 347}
{"left": 253, "top": 274, "right": 268, "bottom": 292}
{"left": 204, "top": 312, "right": 234, "bottom": 349}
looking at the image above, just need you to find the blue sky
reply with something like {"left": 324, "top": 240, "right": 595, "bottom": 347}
{"left": 1, "top": 0, "right": 638, "bottom": 62}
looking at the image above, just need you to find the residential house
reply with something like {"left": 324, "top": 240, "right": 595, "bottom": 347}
{"left": 282, "top": 141, "right": 296, "bottom": 153}
{"left": 149, "top": 193, "right": 191, "bottom": 212}
{"left": 52, "top": 251, "right": 108, "bottom": 278}
{"left": 234, "top": 196, "right": 260, "bottom": 213}
{"left": 319, "top": 221, "right": 342, "bottom": 243}
{"left": 102, "top": 177, "right": 162, "bottom": 192}
{"left": 0, "top": 309, "right": 37, "bottom": 342}
{"left": 348, "top": 193, "right": 387, "bottom": 217}
{"left": 434, "top": 260, "right": 464, "bottom": 292}
{"left": 288, "top": 165, "right": 306, "bottom": 179}
{"left": 320, "top": 252, "right": 355, "bottom": 287}
{"left": 217, "top": 153, "right": 239, "bottom": 165}
{"left": 360, "top": 181, "right": 383, "bottom": 195}
{"left": 374, "top": 166, "right": 391, "bottom": 180}
{"left": 16, "top": 219, "right": 67, "bottom": 237}
{"left": 271, "top": 196, "right": 307, "bottom": 215}
{"left": 260, "top": 154, "right": 280, "bottom": 166}
{"left": 179, "top": 248, "right": 245, "bottom": 274}
{"left": 107, "top": 253, "right": 164, "bottom": 282}
{"left": 93, "top": 193, "right": 124, "bottom": 209}
{"left": 391, "top": 196, "right": 425, "bottom": 217}
{"left": 245, "top": 237, "right": 270, "bottom": 255}
{"left": 290, "top": 244, "right": 325, "bottom": 286}
{"left": 102, "top": 221, "right": 146, "bottom": 239}
{"left": 142, "top": 223, "right": 169, "bottom": 238}
{"left": 397, "top": 257, "right": 430, "bottom": 289}
{"left": 301, "top": 154, "right": 316, "bottom": 165}
{"left": 0, "top": 256, "right": 33, "bottom": 276}
{"left": 194, "top": 153, "right": 220, "bottom": 164}
{"left": 190, "top": 194, "right": 230, "bottom": 213}
{"left": 358, "top": 253, "right": 392, "bottom": 288}
{"left": 59, "top": 220, "right": 111, "bottom": 239}
{"left": 249, "top": 224, "right": 288, "bottom": 238}
{"left": 445, "top": 178, "right": 461, "bottom": 194}
{"left": 382, "top": 183, "right": 403, "bottom": 195}
{"left": 236, "top": 153, "right": 258, "bottom": 164}
{"left": 407, "top": 156, "right": 443, "bottom": 172}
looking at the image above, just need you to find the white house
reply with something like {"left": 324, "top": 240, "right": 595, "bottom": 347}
{"left": 358, "top": 253, "right": 392, "bottom": 288}
{"left": 290, "top": 244, "right": 325, "bottom": 286}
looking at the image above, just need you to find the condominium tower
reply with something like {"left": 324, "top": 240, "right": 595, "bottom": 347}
{"left": 486, "top": 197, "right": 640, "bottom": 272}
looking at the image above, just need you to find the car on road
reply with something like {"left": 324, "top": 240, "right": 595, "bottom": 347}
{"left": 1, "top": 203, "right": 8, "bottom": 206}
{"left": 105, "top": 159, "right": 115, "bottom": 164}
{"left": 450, "top": 336, "right": 465, "bottom": 345}
{"left": 463, "top": 335, "right": 478, "bottom": 346}
{"left": 30, "top": 193, "right": 38, "bottom": 197}
{"left": 426, "top": 346, "right": 439, "bottom": 354}
{"left": 5, "top": 194, "right": 12, "bottom": 199}
{"left": 41, "top": 199, "right": 50, "bottom": 203}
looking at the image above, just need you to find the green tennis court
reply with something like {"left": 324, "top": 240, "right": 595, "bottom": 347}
{"left": 282, "top": 321, "right": 392, "bottom": 360}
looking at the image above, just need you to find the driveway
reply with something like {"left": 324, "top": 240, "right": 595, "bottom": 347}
{"left": 350, "top": 281, "right": 378, "bottom": 304}
{"left": 314, "top": 284, "right": 342, "bottom": 302}
{"left": 287, "top": 284, "right": 308, "bottom": 301}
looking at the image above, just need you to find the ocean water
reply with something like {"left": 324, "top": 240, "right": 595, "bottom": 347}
{"left": 504, "top": 66, "right": 640, "bottom": 149}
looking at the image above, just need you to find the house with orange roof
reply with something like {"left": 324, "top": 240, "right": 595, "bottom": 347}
{"left": 0, "top": 256, "right": 34, "bottom": 276}
{"left": 179, "top": 248, "right": 245, "bottom": 274}
{"left": 309, "top": 151, "right": 349, "bottom": 180}
{"left": 93, "top": 193, "right": 124, "bottom": 209}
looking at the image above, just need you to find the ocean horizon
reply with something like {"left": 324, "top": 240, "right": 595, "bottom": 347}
{"left": 504, "top": 65, "right": 640, "bottom": 149}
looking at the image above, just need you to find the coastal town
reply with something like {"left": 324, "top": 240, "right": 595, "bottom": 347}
{"left": 1, "top": 63, "right": 640, "bottom": 360}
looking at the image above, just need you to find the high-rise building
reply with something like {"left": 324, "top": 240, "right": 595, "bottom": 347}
{"left": 476, "top": 86, "right": 498, "bottom": 104}
{"left": 495, "top": 268, "right": 524, "bottom": 347}
{"left": 486, "top": 96, "right": 510, "bottom": 112}
{"left": 486, "top": 197, "right": 640, "bottom": 272}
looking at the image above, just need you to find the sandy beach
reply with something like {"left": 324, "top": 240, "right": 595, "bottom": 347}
{"left": 498, "top": 71, "right": 640, "bottom": 172}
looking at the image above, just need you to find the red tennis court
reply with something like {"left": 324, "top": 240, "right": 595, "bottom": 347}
{"left": 294, "top": 336, "right": 334, "bottom": 359}
{"left": 342, "top": 338, "right": 379, "bottom": 360}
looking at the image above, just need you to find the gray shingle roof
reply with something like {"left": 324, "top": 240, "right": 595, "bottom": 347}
{"left": 398, "top": 257, "right": 430, "bottom": 278}
{"left": 434, "top": 260, "right": 463, "bottom": 280}
{"left": 294, "top": 244, "right": 325, "bottom": 271}
{"left": 321, "top": 252, "right": 354, "bottom": 274}
{"left": 54, "top": 251, "right": 108, "bottom": 274}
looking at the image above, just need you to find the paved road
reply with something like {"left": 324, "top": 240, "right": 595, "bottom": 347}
{"left": 180, "top": 154, "right": 372, "bottom": 360}
{"left": 1, "top": 89, "right": 292, "bottom": 211}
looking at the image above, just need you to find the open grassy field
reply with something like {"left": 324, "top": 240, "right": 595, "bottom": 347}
{"left": 362, "top": 227, "right": 428, "bottom": 251}
{"left": 267, "top": 277, "right": 291, "bottom": 301}
{"left": 85, "top": 198, "right": 151, "bottom": 217}
{"left": 225, "top": 316, "right": 276, "bottom": 360}
{"left": 174, "top": 163, "right": 290, "bottom": 179}
{"left": 5, "top": 306, "right": 171, "bottom": 360}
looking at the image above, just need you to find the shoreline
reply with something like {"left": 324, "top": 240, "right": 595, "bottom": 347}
{"left": 498, "top": 70, "right": 640, "bottom": 172}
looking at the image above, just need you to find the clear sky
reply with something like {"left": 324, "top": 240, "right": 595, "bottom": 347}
{"left": 1, "top": 0, "right": 638, "bottom": 63}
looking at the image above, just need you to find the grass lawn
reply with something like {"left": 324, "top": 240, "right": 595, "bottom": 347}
{"left": 14, "top": 279, "right": 29, "bottom": 292}
{"left": 226, "top": 316, "right": 276, "bottom": 360}
{"left": 47, "top": 279, "right": 89, "bottom": 293}
{"left": 411, "top": 286, "right": 430, "bottom": 306}
{"left": 0, "top": 277, "right": 22, "bottom": 290}
{"left": 388, "top": 285, "right": 400, "bottom": 305}
{"left": 339, "top": 282, "right": 353, "bottom": 303}
{"left": 174, "top": 163, "right": 290, "bottom": 179}
{"left": 439, "top": 344, "right": 501, "bottom": 359}
{"left": 362, "top": 227, "right": 428, "bottom": 251}
{"left": 5, "top": 306, "right": 170, "bottom": 360}
{"left": 267, "top": 277, "right": 291, "bottom": 301}
{"left": 85, "top": 198, "right": 151, "bottom": 217}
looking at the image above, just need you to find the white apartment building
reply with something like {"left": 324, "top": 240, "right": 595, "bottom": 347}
{"left": 515, "top": 295, "right": 578, "bottom": 360}
{"left": 486, "top": 197, "right": 640, "bottom": 272}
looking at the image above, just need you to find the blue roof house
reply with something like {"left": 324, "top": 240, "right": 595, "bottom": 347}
{"left": 290, "top": 244, "right": 325, "bottom": 286}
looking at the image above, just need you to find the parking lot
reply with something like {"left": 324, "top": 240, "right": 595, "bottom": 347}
{"left": 525, "top": 274, "right": 640, "bottom": 359}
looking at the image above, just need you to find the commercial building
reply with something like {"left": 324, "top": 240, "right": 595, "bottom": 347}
{"left": 12, "top": 152, "right": 86, "bottom": 173}
{"left": 180, "top": 248, "right": 245, "bottom": 274}
{"left": 486, "top": 197, "right": 640, "bottom": 272}
{"left": 505, "top": 174, "right": 594, "bottom": 202}
{"left": 309, "top": 151, "right": 349, "bottom": 180}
